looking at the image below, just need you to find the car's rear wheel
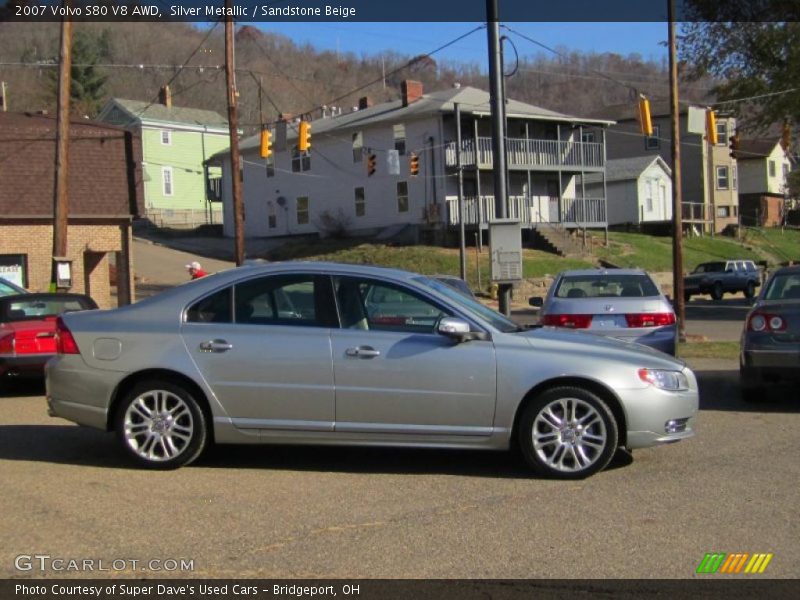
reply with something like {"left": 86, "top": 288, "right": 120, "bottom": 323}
{"left": 711, "top": 282, "right": 724, "bottom": 301}
{"left": 115, "top": 380, "right": 207, "bottom": 469}
{"left": 518, "top": 387, "right": 618, "bottom": 479}
{"left": 744, "top": 281, "right": 756, "bottom": 299}
{"left": 684, "top": 291, "right": 691, "bottom": 302}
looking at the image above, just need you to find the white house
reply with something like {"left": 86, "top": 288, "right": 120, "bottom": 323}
{"left": 733, "top": 137, "right": 793, "bottom": 227}
{"left": 211, "top": 82, "right": 613, "bottom": 240}
{"left": 585, "top": 156, "right": 673, "bottom": 226}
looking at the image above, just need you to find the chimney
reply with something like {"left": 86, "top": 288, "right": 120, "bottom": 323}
{"left": 401, "top": 80, "right": 423, "bottom": 107}
{"left": 358, "top": 96, "right": 373, "bottom": 110}
{"left": 159, "top": 85, "right": 172, "bottom": 108}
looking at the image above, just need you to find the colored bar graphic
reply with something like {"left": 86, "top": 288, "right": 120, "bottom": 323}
{"left": 698, "top": 552, "right": 773, "bottom": 574}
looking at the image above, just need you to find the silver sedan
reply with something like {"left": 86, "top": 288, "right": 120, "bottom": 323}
{"left": 46, "top": 262, "right": 698, "bottom": 479}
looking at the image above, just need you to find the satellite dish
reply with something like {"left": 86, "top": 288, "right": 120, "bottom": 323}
{"left": 276, "top": 196, "right": 287, "bottom": 207}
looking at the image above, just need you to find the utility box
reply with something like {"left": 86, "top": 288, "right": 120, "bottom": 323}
{"left": 489, "top": 220, "right": 523, "bottom": 283}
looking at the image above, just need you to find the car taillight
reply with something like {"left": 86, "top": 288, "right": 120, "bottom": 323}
{"left": 541, "top": 314, "right": 593, "bottom": 329}
{"left": 55, "top": 317, "right": 80, "bottom": 355}
{"left": 0, "top": 332, "right": 15, "bottom": 355}
{"left": 748, "top": 312, "right": 786, "bottom": 332}
{"left": 625, "top": 313, "right": 676, "bottom": 328}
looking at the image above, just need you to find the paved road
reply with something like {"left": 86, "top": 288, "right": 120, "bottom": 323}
{"left": 1, "top": 359, "right": 798, "bottom": 579}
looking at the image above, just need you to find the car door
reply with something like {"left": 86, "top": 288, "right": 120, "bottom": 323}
{"left": 180, "top": 274, "right": 337, "bottom": 431}
{"left": 329, "top": 275, "right": 497, "bottom": 437}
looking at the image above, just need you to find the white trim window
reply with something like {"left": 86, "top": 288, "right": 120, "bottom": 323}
{"left": 354, "top": 187, "right": 366, "bottom": 217}
{"left": 716, "top": 165, "right": 729, "bottom": 190}
{"left": 716, "top": 121, "right": 728, "bottom": 146}
{"left": 162, "top": 166, "right": 174, "bottom": 196}
{"left": 352, "top": 131, "right": 363, "bottom": 162}
{"left": 393, "top": 124, "right": 406, "bottom": 156}
{"left": 397, "top": 181, "right": 409, "bottom": 213}
{"left": 296, "top": 196, "right": 309, "bottom": 225}
{"left": 161, "top": 130, "right": 172, "bottom": 145}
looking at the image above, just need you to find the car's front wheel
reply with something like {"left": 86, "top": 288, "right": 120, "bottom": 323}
{"left": 115, "top": 380, "right": 208, "bottom": 469}
{"left": 711, "top": 282, "right": 724, "bottom": 301}
{"left": 518, "top": 387, "right": 618, "bottom": 479}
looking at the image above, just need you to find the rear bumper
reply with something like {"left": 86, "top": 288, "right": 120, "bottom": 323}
{"left": 741, "top": 348, "right": 800, "bottom": 382}
{"left": 0, "top": 354, "right": 52, "bottom": 378}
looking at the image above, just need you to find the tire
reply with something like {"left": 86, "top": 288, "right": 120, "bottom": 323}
{"left": 710, "top": 282, "right": 724, "bottom": 301}
{"left": 518, "top": 386, "right": 618, "bottom": 479}
{"left": 684, "top": 291, "right": 691, "bottom": 303}
{"left": 744, "top": 281, "right": 756, "bottom": 300}
{"left": 114, "top": 379, "right": 208, "bottom": 469}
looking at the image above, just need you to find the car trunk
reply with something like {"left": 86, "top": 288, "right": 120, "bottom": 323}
{"left": 4, "top": 317, "right": 58, "bottom": 354}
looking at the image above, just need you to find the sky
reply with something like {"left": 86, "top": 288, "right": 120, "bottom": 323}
{"left": 253, "top": 22, "right": 670, "bottom": 69}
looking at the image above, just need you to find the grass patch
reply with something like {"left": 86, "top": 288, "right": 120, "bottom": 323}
{"left": 677, "top": 341, "right": 739, "bottom": 360}
{"left": 740, "top": 227, "right": 800, "bottom": 264}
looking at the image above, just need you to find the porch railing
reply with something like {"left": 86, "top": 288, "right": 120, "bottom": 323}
{"left": 445, "top": 137, "right": 604, "bottom": 170}
{"left": 445, "top": 196, "right": 606, "bottom": 227}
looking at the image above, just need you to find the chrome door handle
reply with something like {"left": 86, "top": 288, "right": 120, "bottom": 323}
{"left": 345, "top": 346, "right": 380, "bottom": 359}
{"left": 199, "top": 339, "right": 233, "bottom": 353}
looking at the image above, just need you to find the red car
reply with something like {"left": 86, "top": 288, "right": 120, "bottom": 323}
{"left": 0, "top": 293, "right": 97, "bottom": 382}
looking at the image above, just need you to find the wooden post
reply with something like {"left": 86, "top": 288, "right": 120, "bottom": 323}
{"left": 225, "top": 0, "right": 245, "bottom": 265}
{"left": 52, "top": 4, "right": 72, "bottom": 289}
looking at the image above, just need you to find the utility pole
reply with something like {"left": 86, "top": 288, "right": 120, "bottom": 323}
{"left": 0, "top": 81, "right": 7, "bottom": 111}
{"left": 52, "top": 2, "right": 73, "bottom": 289}
{"left": 225, "top": 0, "right": 245, "bottom": 266}
{"left": 486, "top": 0, "right": 511, "bottom": 315}
{"left": 455, "top": 103, "right": 467, "bottom": 280}
{"left": 669, "top": 1, "right": 686, "bottom": 342}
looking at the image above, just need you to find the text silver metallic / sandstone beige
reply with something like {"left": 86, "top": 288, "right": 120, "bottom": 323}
{"left": 46, "top": 262, "right": 698, "bottom": 479}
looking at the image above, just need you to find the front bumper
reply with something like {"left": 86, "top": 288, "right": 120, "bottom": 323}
{"left": 617, "top": 368, "right": 699, "bottom": 449}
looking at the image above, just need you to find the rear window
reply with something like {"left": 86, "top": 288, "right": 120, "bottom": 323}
{"left": 554, "top": 274, "right": 660, "bottom": 299}
{"left": 764, "top": 273, "right": 800, "bottom": 301}
{"left": 2, "top": 297, "right": 94, "bottom": 321}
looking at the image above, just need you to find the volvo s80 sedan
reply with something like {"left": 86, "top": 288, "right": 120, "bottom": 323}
{"left": 46, "top": 262, "right": 698, "bottom": 479}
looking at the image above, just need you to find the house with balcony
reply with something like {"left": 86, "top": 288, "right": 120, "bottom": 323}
{"left": 734, "top": 137, "right": 793, "bottom": 227}
{"left": 96, "top": 89, "right": 229, "bottom": 228}
{"left": 211, "top": 82, "right": 612, "bottom": 242}
{"left": 592, "top": 101, "right": 738, "bottom": 234}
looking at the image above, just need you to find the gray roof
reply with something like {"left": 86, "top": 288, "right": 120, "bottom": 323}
{"left": 102, "top": 98, "right": 228, "bottom": 129}
{"left": 234, "top": 86, "right": 614, "bottom": 155}
{"left": 585, "top": 155, "right": 671, "bottom": 184}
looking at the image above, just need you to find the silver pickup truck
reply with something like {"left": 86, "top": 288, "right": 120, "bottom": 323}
{"left": 683, "top": 259, "right": 761, "bottom": 301}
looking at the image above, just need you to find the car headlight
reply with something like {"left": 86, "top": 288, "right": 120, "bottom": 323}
{"left": 638, "top": 368, "right": 689, "bottom": 391}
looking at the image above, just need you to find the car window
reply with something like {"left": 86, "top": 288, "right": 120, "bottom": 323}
{"left": 694, "top": 262, "right": 724, "bottom": 273}
{"left": 554, "top": 274, "right": 659, "bottom": 298}
{"left": 735, "top": 261, "right": 746, "bottom": 271}
{"left": 334, "top": 276, "right": 449, "bottom": 334}
{"left": 2, "top": 296, "right": 94, "bottom": 321}
{"left": 234, "top": 275, "right": 319, "bottom": 326}
{"left": 745, "top": 262, "right": 757, "bottom": 273}
{"left": 185, "top": 288, "right": 232, "bottom": 323}
{"left": 764, "top": 273, "right": 800, "bottom": 301}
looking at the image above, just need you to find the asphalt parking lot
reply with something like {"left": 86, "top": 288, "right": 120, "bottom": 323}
{"left": 1, "top": 356, "right": 798, "bottom": 580}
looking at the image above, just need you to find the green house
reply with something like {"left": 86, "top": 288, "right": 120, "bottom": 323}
{"left": 97, "top": 96, "right": 229, "bottom": 227}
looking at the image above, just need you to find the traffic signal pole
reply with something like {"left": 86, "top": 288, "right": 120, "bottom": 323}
{"left": 225, "top": 0, "right": 245, "bottom": 266}
{"left": 668, "top": 3, "right": 686, "bottom": 343}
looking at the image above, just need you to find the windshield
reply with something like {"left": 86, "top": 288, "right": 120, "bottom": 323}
{"left": 693, "top": 262, "right": 725, "bottom": 274}
{"left": 764, "top": 272, "right": 800, "bottom": 301}
{"left": 415, "top": 276, "right": 520, "bottom": 333}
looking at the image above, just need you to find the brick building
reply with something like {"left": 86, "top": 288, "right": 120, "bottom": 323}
{"left": 0, "top": 112, "right": 143, "bottom": 309}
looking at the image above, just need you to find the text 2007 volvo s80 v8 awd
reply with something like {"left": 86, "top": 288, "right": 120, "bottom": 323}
{"left": 46, "top": 262, "right": 698, "bottom": 479}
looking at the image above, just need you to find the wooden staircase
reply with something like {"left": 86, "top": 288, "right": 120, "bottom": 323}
{"left": 532, "top": 223, "right": 587, "bottom": 257}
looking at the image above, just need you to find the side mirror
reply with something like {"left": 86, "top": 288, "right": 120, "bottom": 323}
{"left": 438, "top": 317, "right": 488, "bottom": 342}
{"left": 529, "top": 297, "right": 544, "bottom": 308}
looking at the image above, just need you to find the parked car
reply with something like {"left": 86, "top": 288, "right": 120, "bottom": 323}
{"left": 0, "top": 293, "right": 98, "bottom": 382}
{"left": 46, "top": 263, "right": 698, "bottom": 479}
{"left": 740, "top": 265, "right": 800, "bottom": 401}
{"left": 530, "top": 269, "right": 677, "bottom": 355}
{"left": 0, "top": 277, "right": 27, "bottom": 297}
{"left": 683, "top": 260, "right": 760, "bottom": 302}
{"left": 432, "top": 275, "right": 476, "bottom": 299}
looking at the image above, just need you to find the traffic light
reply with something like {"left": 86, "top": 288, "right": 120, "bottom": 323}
{"left": 298, "top": 120, "right": 311, "bottom": 152}
{"left": 409, "top": 152, "right": 419, "bottom": 176}
{"left": 367, "top": 153, "right": 376, "bottom": 176}
{"left": 259, "top": 128, "right": 272, "bottom": 158}
{"left": 729, "top": 130, "right": 740, "bottom": 158}
{"left": 637, "top": 95, "right": 653, "bottom": 136}
{"left": 706, "top": 110, "right": 718, "bottom": 145}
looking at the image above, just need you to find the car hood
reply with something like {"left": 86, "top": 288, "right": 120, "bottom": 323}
{"left": 516, "top": 326, "right": 685, "bottom": 370}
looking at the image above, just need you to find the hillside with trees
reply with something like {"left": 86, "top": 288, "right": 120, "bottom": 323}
{"left": 0, "top": 21, "right": 713, "bottom": 133}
